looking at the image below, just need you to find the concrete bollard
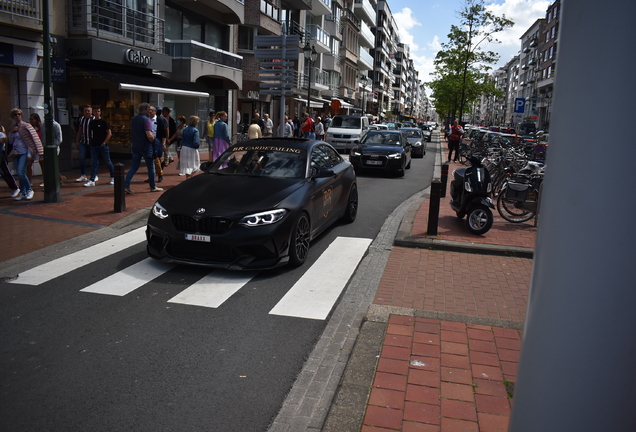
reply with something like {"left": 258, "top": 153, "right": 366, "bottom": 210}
{"left": 440, "top": 163, "right": 449, "bottom": 198}
{"left": 114, "top": 163, "right": 126, "bottom": 213}
{"left": 427, "top": 180, "right": 442, "bottom": 235}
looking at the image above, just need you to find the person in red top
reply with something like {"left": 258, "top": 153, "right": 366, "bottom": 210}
{"left": 301, "top": 112, "right": 314, "bottom": 139}
{"left": 447, "top": 119, "right": 464, "bottom": 163}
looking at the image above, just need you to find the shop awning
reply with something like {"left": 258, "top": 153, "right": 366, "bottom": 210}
{"left": 332, "top": 98, "right": 353, "bottom": 108}
{"left": 79, "top": 67, "right": 209, "bottom": 98}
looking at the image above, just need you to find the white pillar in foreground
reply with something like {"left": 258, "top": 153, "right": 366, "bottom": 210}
{"left": 509, "top": 1, "right": 636, "bottom": 431}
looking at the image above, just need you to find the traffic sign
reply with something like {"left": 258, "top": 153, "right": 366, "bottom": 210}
{"left": 514, "top": 98, "right": 526, "bottom": 113}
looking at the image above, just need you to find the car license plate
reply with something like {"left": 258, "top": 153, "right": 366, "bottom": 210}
{"left": 185, "top": 234, "right": 211, "bottom": 242}
{"left": 366, "top": 160, "right": 382, "bottom": 165}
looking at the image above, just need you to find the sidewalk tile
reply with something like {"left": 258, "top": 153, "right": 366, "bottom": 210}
{"left": 441, "top": 398, "right": 477, "bottom": 421}
{"left": 467, "top": 328, "right": 495, "bottom": 341}
{"left": 493, "top": 328, "right": 521, "bottom": 339}
{"left": 381, "top": 345, "right": 411, "bottom": 361}
{"left": 500, "top": 361, "right": 518, "bottom": 378}
{"left": 363, "top": 406, "right": 403, "bottom": 430}
{"left": 403, "top": 401, "right": 440, "bottom": 424}
{"left": 473, "top": 379, "right": 508, "bottom": 398}
{"left": 408, "top": 369, "right": 440, "bottom": 388}
{"left": 497, "top": 348, "right": 521, "bottom": 362}
{"left": 440, "top": 367, "right": 472, "bottom": 385}
{"left": 409, "top": 356, "right": 440, "bottom": 372}
{"left": 440, "top": 353, "right": 470, "bottom": 369}
{"left": 377, "top": 357, "right": 410, "bottom": 375}
{"left": 475, "top": 394, "right": 511, "bottom": 416}
{"left": 387, "top": 323, "right": 415, "bottom": 337}
{"left": 472, "top": 364, "right": 504, "bottom": 382}
{"left": 368, "top": 387, "right": 406, "bottom": 410}
{"left": 468, "top": 339, "right": 497, "bottom": 354}
{"left": 385, "top": 334, "right": 413, "bottom": 348}
{"left": 440, "top": 417, "right": 479, "bottom": 432}
{"left": 405, "top": 384, "right": 440, "bottom": 405}
{"left": 495, "top": 337, "right": 522, "bottom": 351}
{"left": 412, "top": 342, "right": 441, "bottom": 358}
{"left": 414, "top": 332, "right": 441, "bottom": 345}
{"left": 441, "top": 330, "right": 468, "bottom": 344}
{"left": 440, "top": 382, "right": 474, "bottom": 402}
{"left": 470, "top": 351, "right": 500, "bottom": 367}
{"left": 415, "top": 322, "right": 441, "bottom": 334}
{"left": 402, "top": 421, "right": 439, "bottom": 432}
{"left": 374, "top": 372, "right": 408, "bottom": 392}
{"left": 361, "top": 426, "right": 400, "bottom": 432}
{"left": 477, "top": 412, "right": 510, "bottom": 432}
{"left": 389, "top": 315, "right": 416, "bottom": 326}
{"left": 441, "top": 341, "right": 468, "bottom": 356}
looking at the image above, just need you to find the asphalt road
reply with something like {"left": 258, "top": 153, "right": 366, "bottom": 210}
{"left": 0, "top": 144, "right": 436, "bottom": 431}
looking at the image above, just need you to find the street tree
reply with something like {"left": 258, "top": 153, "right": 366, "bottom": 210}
{"left": 429, "top": 0, "right": 513, "bottom": 123}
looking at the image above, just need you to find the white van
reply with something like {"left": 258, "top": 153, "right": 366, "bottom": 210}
{"left": 325, "top": 115, "right": 370, "bottom": 152}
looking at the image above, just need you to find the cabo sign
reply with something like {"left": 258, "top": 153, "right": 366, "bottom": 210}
{"left": 125, "top": 49, "right": 152, "bottom": 66}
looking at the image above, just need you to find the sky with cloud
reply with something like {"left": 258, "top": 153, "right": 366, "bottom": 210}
{"left": 390, "top": 0, "right": 551, "bottom": 91}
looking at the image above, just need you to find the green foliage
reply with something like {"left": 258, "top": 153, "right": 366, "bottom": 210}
{"left": 427, "top": 0, "right": 513, "bottom": 122}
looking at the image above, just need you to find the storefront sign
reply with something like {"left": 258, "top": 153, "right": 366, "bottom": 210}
{"left": 51, "top": 57, "right": 66, "bottom": 83}
{"left": 247, "top": 90, "right": 260, "bottom": 100}
{"left": 125, "top": 49, "right": 152, "bottom": 66}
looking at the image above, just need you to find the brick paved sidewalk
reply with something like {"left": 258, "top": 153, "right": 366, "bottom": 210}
{"left": 362, "top": 315, "right": 521, "bottom": 432}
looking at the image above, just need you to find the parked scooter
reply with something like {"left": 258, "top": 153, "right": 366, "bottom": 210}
{"left": 449, "top": 156, "right": 495, "bottom": 235}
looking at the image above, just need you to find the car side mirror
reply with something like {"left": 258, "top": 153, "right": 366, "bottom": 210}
{"left": 200, "top": 161, "right": 213, "bottom": 171}
{"left": 312, "top": 166, "right": 335, "bottom": 178}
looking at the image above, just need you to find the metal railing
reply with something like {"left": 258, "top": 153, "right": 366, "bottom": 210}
{"left": 281, "top": 20, "right": 305, "bottom": 44}
{"left": 260, "top": 0, "right": 280, "bottom": 21}
{"left": 69, "top": 0, "right": 165, "bottom": 53}
{"left": 166, "top": 40, "right": 242, "bottom": 70}
{"left": 306, "top": 24, "right": 329, "bottom": 47}
{"left": 1, "top": 0, "right": 41, "bottom": 20}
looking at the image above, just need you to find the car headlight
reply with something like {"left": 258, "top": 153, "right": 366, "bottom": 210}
{"left": 152, "top": 202, "right": 169, "bottom": 219}
{"left": 239, "top": 209, "right": 288, "bottom": 227}
{"left": 413, "top": 141, "right": 422, "bottom": 147}
{"left": 388, "top": 153, "right": 401, "bottom": 159}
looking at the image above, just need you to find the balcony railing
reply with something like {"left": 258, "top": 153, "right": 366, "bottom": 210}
{"left": 1, "top": 0, "right": 41, "bottom": 21}
{"left": 260, "top": 0, "right": 280, "bottom": 21}
{"left": 306, "top": 24, "right": 329, "bottom": 47}
{"left": 281, "top": 20, "right": 306, "bottom": 44}
{"left": 69, "top": 0, "right": 165, "bottom": 52}
{"left": 166, "top": 40, "right": 242, "bottom": 70}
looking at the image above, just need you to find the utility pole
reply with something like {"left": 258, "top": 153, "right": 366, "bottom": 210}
{"left": 509, "top": 1, "right": 636, "bottom": 430}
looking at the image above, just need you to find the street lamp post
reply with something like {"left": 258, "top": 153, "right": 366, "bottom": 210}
{"left": 360, "top": 74, "right": 368, "bottom": 114}
{"left": 303, "top": 43, "right": 317, "bottom": 116}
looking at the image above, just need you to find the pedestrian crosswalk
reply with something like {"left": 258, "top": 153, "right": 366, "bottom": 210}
{"left": 8, "top": 230, "right": 371, "bottom": 320}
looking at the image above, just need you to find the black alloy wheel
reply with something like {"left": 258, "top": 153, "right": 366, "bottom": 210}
{"left": 289, "top": 212, "right": 311, "bottom": 267}
{"left": 341, "top": 183, "right": 358, "bottom": 223}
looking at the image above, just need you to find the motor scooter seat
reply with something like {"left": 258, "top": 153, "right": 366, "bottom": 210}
{"left": 453, "top": 167, "right": 467, "bottom": 179}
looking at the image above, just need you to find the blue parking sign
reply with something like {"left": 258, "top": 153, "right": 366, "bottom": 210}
{"left": 514, "top": 98, "right": 526, "bottom": 113}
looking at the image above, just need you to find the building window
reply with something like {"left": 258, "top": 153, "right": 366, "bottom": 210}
{"left": 238, "top": 26, "right": 254, "bottom": 51}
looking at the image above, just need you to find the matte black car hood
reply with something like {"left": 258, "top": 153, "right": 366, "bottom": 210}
{"left": 158, "top": 173, "right": 306, "bottom": 216}
{"left": 355, "top": 144, "right": 404, "bottom": 154}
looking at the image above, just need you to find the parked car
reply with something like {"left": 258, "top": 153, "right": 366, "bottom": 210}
{"left": 324, "top": 115, "right": 370, "bottom": 152}
{"left": 146, "top": 138, "right": 358, "bottom": 270}
{"left": 349, "top": 130, "right": 412, "bottom": 176}
{"left": 400, "top": 127, "right": 426, "bottom": 157}
{"left": 380, "top": 121, "right": 403, "bottom": 130}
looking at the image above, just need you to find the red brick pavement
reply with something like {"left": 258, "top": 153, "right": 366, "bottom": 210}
{"left": 363, "top": 316, "right": 522, "bottom": 432}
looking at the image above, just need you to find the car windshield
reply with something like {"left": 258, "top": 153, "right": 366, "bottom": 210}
{"left": 361, "top": 132, "right": 402, "bottom": 146}
{"left": 400, "top": 129, "right": 422, "bottom": 138}
{"left": 330, "top": 117, "right": 361, "bottom": 129}
{"left": 210, "top": 146, "right": 307, "bottom": 178}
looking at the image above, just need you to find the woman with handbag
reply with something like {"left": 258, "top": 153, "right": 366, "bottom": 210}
{"left": 447, "top": 119, "right": 464, "bottom": 163}
{"left": 179, "top": 115, "right": 201, "bottom": 179}
{"left": 8, "top": 108, "right": 43, "bottom": 200}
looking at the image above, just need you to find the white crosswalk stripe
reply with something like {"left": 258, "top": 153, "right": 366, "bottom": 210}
{"left": 80, "top": 258, "right": 175, "bottom": 296}
{"left": 9, "top": 233, "right": 371, "bottom": 319}
{"left": 167, "top": 270, "right": 258, "bottom": 308}
{"left": 9, "top": 227, "right": 146, "bottom": 286}
{"left": 269, "top": 237, "right": 372, "bottom": 320}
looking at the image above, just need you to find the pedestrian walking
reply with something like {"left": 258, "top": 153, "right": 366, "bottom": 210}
{"left": 179, "top": 115, "right": 201, "bottom": 179}
{"left": 124, "top": 102, "right": 162, "bottom": 194}
{"left": 28, "top": 113, "right": 43, "bottom": 183}
{"left": 247, "top": 118, "right": 262, "bottom": 139}
{"left": 263, "top": 113, "right": 273, "bottom": 137}
{"left": 148, "top": 106, "right": 167, "bottom": 183}
{"left": 283, "top": 116, "right": 293, "bottom": 138}
{"left": 84, "top": 105, "right": 114, "bottom": 187}
{"left": 447, "top": 119, "right": 463, "bottom": 163}
{"left": 293, "top": 115, "right": 301, "bottom": 137}
{"left": 75, "top": 105, "right": 93, "bottom": 182}
{"left": 300, "top": 112, "right": 314, "bottom": 139}
{"left": 171, "top": 115, "right": 186, "bottom": 173}
{"left": 162, "top": 107, "right": 177, "bottom": 166}
{"left": 8, "top": 108, "right": 43, "bottom": 200}
{"left": 206, "top": 110, "right": 216, "bottom": 162}
{"left": 212, "top": 111, "right": 230, "bottom": 161}
{"left": 0, "top": 125, "right": 20, "bottom": 198}
{"left": 39, "top": 117, "right": 65, "bottom": 186}
{"left": 315, "top": 117, "right": 325, "bottom": 140}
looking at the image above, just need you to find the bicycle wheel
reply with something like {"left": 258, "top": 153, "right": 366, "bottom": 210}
{"left": 496, "top": 191, "right": 535, "bottom": 223}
